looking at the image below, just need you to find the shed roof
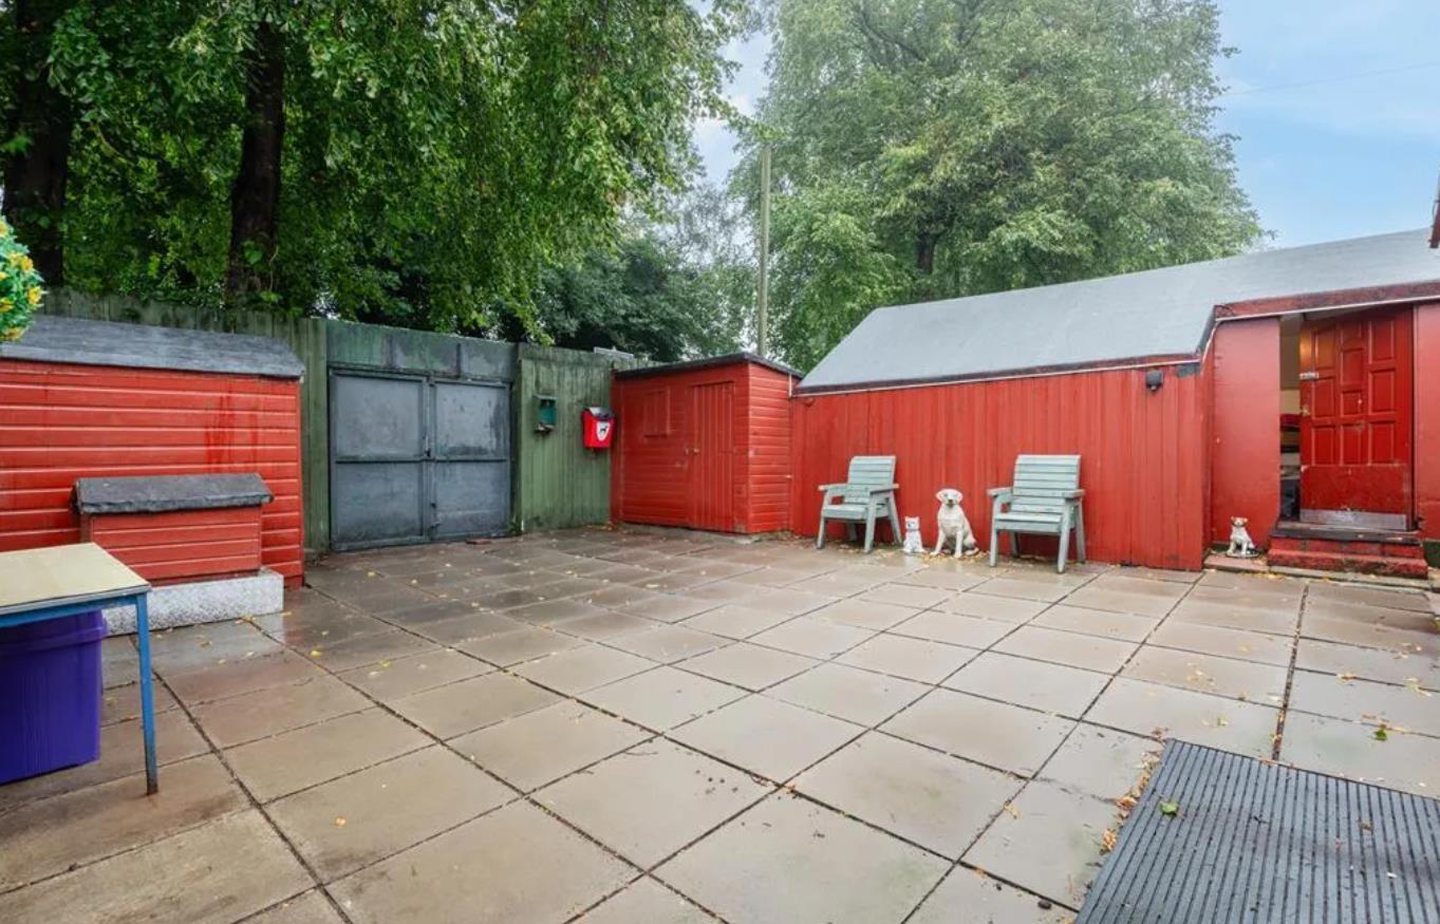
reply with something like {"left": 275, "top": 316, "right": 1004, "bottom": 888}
{"left": 0, "top": 315, "right": 304, "bottom": 379}
{"left": 615, "top": 351, "right": 801, "bottom": 381}
{"left": 798, "top": 229, "right": 1440, "bottom": 394}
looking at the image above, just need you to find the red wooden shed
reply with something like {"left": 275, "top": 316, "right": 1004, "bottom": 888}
{"left": 0, "top": 315, "right": 305, "bottom": 586}
{"left": 794, "top": 229, "right": 1440, "bottom": 574}
{"left": 612, "top": 353, "right": 798, "bottom": 534}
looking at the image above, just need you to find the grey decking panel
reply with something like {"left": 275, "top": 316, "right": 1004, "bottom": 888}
{"left": 1078, "top": 740, "right": 1440, "bottom": 924}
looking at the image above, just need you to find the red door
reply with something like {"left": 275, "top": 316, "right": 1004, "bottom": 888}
{"left": 1299, "top": 308, "right": 1413, "bottom": 520}
{"left": 688, "top": 382, "right": 735, "bottom": 531}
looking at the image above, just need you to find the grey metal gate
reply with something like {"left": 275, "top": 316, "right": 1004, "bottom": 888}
{"left": 329, "top": 371, "right": 511, "bottom": 550}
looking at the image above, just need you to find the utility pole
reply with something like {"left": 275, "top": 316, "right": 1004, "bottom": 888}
{"left": 757, "top": 143, "right": 771, "bottom": 357}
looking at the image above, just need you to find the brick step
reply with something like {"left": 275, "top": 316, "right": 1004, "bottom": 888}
{"left": 1266, "top": 547, "right": 1431, "bottom": 579}
{"left": 1268, "top": 535, "right": 1426, "bottom": 559}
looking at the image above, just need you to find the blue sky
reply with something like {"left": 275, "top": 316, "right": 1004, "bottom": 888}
{"left": 696, "top": 1, "right": 1440, "bottom": 247}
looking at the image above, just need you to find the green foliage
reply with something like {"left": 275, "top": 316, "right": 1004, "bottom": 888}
{"left": 8, "top": 0, "right": 748, "bottom": 329}
{"left": 524, "top": 185, "right": 752, "bottom": 361}
{"left": 745, "top": 0, "right": 1263, "bottom": 369}
{"left": 0, "top": 217, "right": 45, "bottom": 338}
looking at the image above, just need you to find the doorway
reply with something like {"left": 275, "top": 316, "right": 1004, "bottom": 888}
{"left": 687, "top": 381, "right": 735, "bottom": 531}
{"left": 1284, "top": 306, "right": 1415, "bottom": 528}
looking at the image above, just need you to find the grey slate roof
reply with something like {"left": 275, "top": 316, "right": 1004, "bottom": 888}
{"left": 0, "top": 315, "right": 304, "bottom": 379}
{"left": 798, "top": 228, "right": 1440, "bottom": 393}
{"left": 615, "top": 351, "right": 801, "bottom": 380}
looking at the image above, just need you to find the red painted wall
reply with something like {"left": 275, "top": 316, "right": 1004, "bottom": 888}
{"left": 1209, "top": 318, "right": 1281, "bottom": 549}
{"left": 612, "top": 359, "right": 796, "bottom": 534}
{"left": 1415, "top": 303, "right": 1440, "bottom": 542}
{"left": 0, "top": 359, "right": 304, "bottom": 585}
{"left": 82, "top": 507, "right": 265, "bottom": 584}
{"left": 791, "top": 365, "right": 1211, "bottom": 569}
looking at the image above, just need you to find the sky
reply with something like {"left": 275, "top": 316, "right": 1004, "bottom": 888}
{"left": 695, "top": 1, "right": 1440, "bottom": 248}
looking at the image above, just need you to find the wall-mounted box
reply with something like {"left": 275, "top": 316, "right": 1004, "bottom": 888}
{"left": 535, "top": 395, "right": 557, "bottom": 432}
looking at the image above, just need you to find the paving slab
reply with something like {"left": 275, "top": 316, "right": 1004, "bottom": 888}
{"left": 890, "top": 610, "right": 1015, "bottom": 648}
{"left": 578, "top": 878, "right": 711, "bottom": 924}
{"left": 513, "top": 645, "right": 656, "bottom": 694}
{"left": 449, "top": 701, "right": 651, "bottom": 791}
{"left": 453, "top": 625, "right": 583, "bottom": 666}
{"left": 806, "top": 597, "right": 920, "bottom": 631}
{"left": 1037, "top": 723, "right": 1160, "bottom": 800}
{"left": 970, "top": 577, "right": 1075, "bottom": 604}
{"left": 163, "top": 650, "right": 327, "bottom": 706}
{"left": 936, "top": 592, "right": 1049, "bottom": 623}
{"left": 749, "top": 617, "right": 875, "bottom": 659}
{"left": 537, "top": 739, "right": 772, "bottom": 867}
{"left": 336, "top": 649, "right": 491, "bottom": 701}
{"left": 767, "top": 662, "right": 929, "bottom": 726}
{"left": 669, "top": 695, "right": 862, "bottom": 781}
{"left": 1147, "top": 619, "right": 1294, "bottom": 666}
{"left": 225, "top": 709, "right": 430, "bottom": 803}
{"left": 1029, "top": 604, "right": 1158, "bottom": 642}
{"left": 612, "top": 594, "right": 721, "bottom": 623}
{"left": 605, "top": 624, "right": 731, "bottom": 663}
{"left": 327, "top": 801, "right": 633, "bottom": 924}
{"left": 1062, "top": 585, "right": 1180, "bottom": 619}
{"left": 943, "top": 652, "right": 1109, "bottom": 718}
{"left": 882, "top": 689, "right": 1074, "bottom": 777}
{"left": 908, "top": 867, "right": 1071, "bottom": 924}
{"left": 963, "top": 779, "right": 1116, "bottom": 910}
{"left": 389, "top": 671, "right": 560, "bottom": 739}
{"left": 1168, "top": 598, "right": 1299, "bottom": 637}
{"left": 0, "top": 810, "right": 312, "bottom": 924}
{"left": 860, "top": 582, "right": 952, "bottom": 609}
{"left": 303, "top": 628, "right": 439, "bottom": 672}
{"left": 0, "top": 755, "right": 246, "bottom": 891}
{"left": 268, "top": 746, "right": 512, "bottom": 881}
{"left": 1122, "top": 646, "right": 1288, "bottom": 704}
{"left": 795, "top": 732, "right": 1021, "bottom": 858}
{"left": 1306, "top": 581, "right": 1432, "bottom": 613}
{"left": 678, "top": 642, "right": 818, "bottom": 691}
{"left": 1294, "top": 637, "right": 1440, "bottom": 690}
{"left": 992, "top": 625, "right": 1137, "bottom": 673}
{"left": 1084, "top": 677, "right": 1279, "bottom": 758}
{"left": 246, "top": 890, "right": 345, "bottom": 924}
{"left": 408, "top": 610, "right": 524, "bottom": 645}
{"left": 1300, "top": 613, "right": 1437, "bottom": 653}
{"left": 551, "top": 609, "right": 657, "bottom": 641}
{"left": 837, "top": 633, "right": 977, "bottom": 684}
{"left": 893, "top": 566, "right": 989, "bottom": 592}
{"left": 681, "top": 603, "right": 796, "bottom": 639}
{"left": 190, "top": 675, "right": 372, "bottom": 748}
{"left": 1288, "top": 670, "right": 1440, "bottom": 736}
{"left": 580, "top": 666, "right": 747, "bottom": 730}
{"left": 655, "top": 793, "right": 948, "bottom": 924}
{"left": 101, "top": 680, "right": 180, "bottom": 726}
{"left": 1278, "top": 711, "right": 1440, "bottom": 796}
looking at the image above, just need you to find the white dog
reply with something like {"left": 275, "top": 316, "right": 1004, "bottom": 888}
{"left": 1226, "top": 516, "right": 1257, "bottom": 558}
{"left": 933, "top": 489, "right": 980, "bottom": 558}
{"left": 902, "top": 516, "right": 924, "bottom": 555}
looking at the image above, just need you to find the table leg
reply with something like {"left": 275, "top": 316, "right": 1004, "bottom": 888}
{"left": 135, "top": 593, "right": 159, "bottom": 795}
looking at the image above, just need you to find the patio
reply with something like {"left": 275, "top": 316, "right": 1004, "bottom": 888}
{"left": 2, "top": 528, "right": 1438, "bottom": 923}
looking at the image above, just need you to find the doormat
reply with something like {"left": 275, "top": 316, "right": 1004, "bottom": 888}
{"left": 1078, "top": 740, "right": 1440, "bottom": 923}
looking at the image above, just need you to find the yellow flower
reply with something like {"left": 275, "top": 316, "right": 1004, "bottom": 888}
{"left": 5, "top": 252, "right": 20, "bottom": 268}
{"left": 19, "top": 255, "right": 33, "bottom": 273}
{"left": 26, "top": 286, "right": 42, "bottom": 306}
{"left": 0, "top": 297, "right": 12, "bottom": 312}
{"left": 0, "top": 270, "right": 7, "bottom": 282}
{"left": 0, "top": 219, "right": 9, "bottom": 236}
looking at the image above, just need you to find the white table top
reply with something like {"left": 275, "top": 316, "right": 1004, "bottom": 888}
{"left": 0, "top": 543, "right": 149, "bottom": 617}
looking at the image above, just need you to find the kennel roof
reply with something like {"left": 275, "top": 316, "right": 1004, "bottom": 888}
{"left": 797, "top": 228, "right": 1440, "bottom": 394}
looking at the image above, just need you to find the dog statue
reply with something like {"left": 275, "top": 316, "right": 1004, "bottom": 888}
{"left": 1226, "top": 516, "right": 1257, "bottom": 558}
{"left": 902, "top": 516, "right": 924, "bottom": 555}
{"left": 933, "top": 489, "right": 980, "bottom": 558}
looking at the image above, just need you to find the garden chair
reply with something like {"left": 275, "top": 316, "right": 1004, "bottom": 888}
{"left": 816, "top": 455, "right": 902, "bottom": 553}
{"left": 988, "top": 454, "right": 1086, "bottom": 573}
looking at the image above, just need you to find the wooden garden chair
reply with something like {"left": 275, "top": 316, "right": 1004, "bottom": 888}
{"left": 816, "top": 455, "right": 902, "bottom": 553}
{"left": 988, "top": 454, "right": 1087, "bottom": 573}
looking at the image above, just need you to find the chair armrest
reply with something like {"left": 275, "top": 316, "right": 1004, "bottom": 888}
{"left": 1063, "top": 489, "right": 1085, "bottom": 500}
{"left": 818, "top": 482, "right": 847, "bottom": 492}
{"left": 987, "top": 487, "right": 1013, "bottom": 500}
{"left": 865, "top": 484, "right": 899, "bottom": 494}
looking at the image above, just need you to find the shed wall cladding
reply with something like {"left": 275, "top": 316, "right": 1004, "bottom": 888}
{"left": 790, "top": 364, "right": 1211, "bottom": 570}
{"left": 0, "top": 360, "right": 304, "bottom": 584}
{"left": 612, "top": 356, "right": 797, "bottom": 534}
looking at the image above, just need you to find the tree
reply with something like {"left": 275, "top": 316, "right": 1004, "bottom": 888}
{"left": 743, "top": 0, "right": 1262, "bottom": 369}
{"left": 3, "top": 0, "right": 750, "bottom": 328}
{"left": 522, "top": 185, "right": 753, "bottom": 361}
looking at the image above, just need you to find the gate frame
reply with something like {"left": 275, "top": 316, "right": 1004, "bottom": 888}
{"left": 327, "top": 364, "right": 514, "bottom": 552}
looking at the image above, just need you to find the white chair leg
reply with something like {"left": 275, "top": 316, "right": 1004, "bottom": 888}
{"left": 1056, "top": 512, "right": 1072, "bottom": 574}
{"left": 989, "top": 523, "right": 999, "bottom": 567}
{"left": 1075, "top": 505, "right": 1087, "bottom": 562}
{"left": 863, "top": 508, "right": 877, "bottom": 553}
{"left": 816, "top": 513, "right": 826, "bottom": 549}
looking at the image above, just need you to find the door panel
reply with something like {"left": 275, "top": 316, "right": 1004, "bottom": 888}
{"left": 1299, "top": 308, "right": 1413, "bottom": 519}
{"left": 687, "top": 382, "right": 735, "bottom": 532}
{"left": 330, "top": 372, "right": 511, "bottom": 549}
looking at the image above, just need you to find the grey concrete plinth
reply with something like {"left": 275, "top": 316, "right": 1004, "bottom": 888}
{"left": 104, "top": 569, "right": 284, "bottom": 634}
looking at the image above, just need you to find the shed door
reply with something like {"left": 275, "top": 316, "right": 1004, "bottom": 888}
{"left": 330, "top": 371, "right": 511, "bottom": 550}
{"left": 687, "top": 382, "right": 735, "bottom": 531}
{"left": 1299, "top": 308, "right": 1413, "bottom": 523}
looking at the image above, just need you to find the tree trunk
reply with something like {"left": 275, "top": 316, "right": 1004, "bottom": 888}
{"left": 2, "top": 0, "right": 74, "bottom": 285}
{"left": 915, "top": 231, "right": 937, "bottom": 275}
{"left": 224, "top": 19, "right": 285, "bottom": 304}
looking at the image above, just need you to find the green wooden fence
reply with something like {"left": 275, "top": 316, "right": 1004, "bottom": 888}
{"left": 40, "top": 291, "right": 635, "bottom": 554}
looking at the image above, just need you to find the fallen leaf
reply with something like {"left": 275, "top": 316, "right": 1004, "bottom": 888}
{"left": 1101, "top": 829, "right": 1118, "bottom": 852}
{"left": 1160, "top": 801, "right": 1180, "bottom": 816}
{"left": 334, "top": 817, "right": 347, "bottom": 827}
{"left": 1373, "top": 724, "right": 1390, "bottom": 742}
{"left": 309, "top": 648, "right": 323, "bottom": 658}
{"left": 1002, "top": 802, "right": 1020, "bottom": 819}
{"left": 1337, "top": 672, "right": 1358, "bottom": 682}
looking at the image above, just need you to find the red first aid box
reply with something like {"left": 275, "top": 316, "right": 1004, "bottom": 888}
{"left": 582, "top": 406, "right": 614, "bottom": 449}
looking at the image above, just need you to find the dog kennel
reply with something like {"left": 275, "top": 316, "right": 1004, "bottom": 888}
{"left": 611, "top": 353, "right": 799, "bottom": 534}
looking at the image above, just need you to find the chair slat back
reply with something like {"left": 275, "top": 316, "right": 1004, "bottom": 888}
{"left": 1010, "top": 454, "right": 1081, "bottom": 515}
{"left": 841, "top": 456, "right": 897, "bottom": 505}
